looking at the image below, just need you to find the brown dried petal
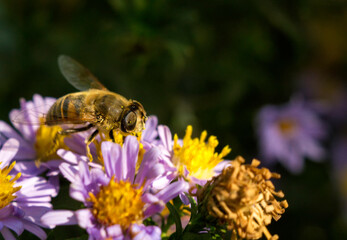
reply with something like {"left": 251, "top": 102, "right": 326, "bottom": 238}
{"left": 203, "top": 156, "right": 288, "bottom": 240}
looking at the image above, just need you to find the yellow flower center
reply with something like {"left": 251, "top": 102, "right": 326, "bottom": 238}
{"left": 172, "top": 125, "right": 231, "bottom": 180}
{"left": 107, "top": 130, "right": 125, "bottom": 146}
{"left": 136, "top": 143, "right": 146, "bottom": 172}
{"left": 88, "top": 178, "right": 145, "bottom": 229}
{"left": 0, "top": 161, "right": 21, "bottom": 209}
{"left": 105, "top": 130, "right": 142, "bottom": 145}
{"left": 278, "top": 119, "right": 296, "bottom": 135}
{"left": 34, "top": 118, "right": 66, "bottom": 164}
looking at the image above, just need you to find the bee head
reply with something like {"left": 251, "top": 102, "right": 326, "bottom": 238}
{"left": 120, "top": 101, "right": 147, "bottom": 134}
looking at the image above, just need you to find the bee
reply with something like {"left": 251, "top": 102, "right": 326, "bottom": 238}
{"left": 46, "top": 55, "right": 147, "bottom": 158}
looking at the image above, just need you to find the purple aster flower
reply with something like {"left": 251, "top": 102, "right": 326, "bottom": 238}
{"left": 140, "top": 122, "right": 232, "bottom": 225}
{"left": 0, "top": 138, "right": 56, "bottom": 240}
{"left": 41, "top": 136, "right": 188, "bottom": 240}
{"left": 164, "top": 125, "right": 230, "bottom": 184}
{"left": 256, "top": 97, "right": 327, "bottom": 173}
{"left": 0, "top": 94, "right": 97, "bottom": 195}
{"left": 140, "top": 123, "right": 231, "bottom": 206}
{"left": 0, "top": 94, "right": 60, "bottom": 188}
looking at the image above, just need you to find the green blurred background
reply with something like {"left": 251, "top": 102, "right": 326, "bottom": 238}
{"left": 0, "top": 0, "right": 347, "bottom": 239}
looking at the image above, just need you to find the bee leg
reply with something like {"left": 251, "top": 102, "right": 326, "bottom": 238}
{"left": 85, "top": 129, "right": 99, "bottom": 162}
{"left": 42, "top": 124, "right": 93, "bottom": 162}
{"left": 59, "top": 123, "right": 94, "bottom": 135}
{"left": 109, "top": 129, "right": 115, "bottom": 142}
{"left": 48, "top": 124, "right": 94, "bottom": 161}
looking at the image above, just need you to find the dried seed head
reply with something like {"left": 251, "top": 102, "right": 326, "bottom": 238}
{"left": 199, "top": 156, "right": 288, "bottom": 240}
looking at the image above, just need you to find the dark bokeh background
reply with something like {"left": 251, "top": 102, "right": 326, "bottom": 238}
{"left": 0, "top": 1, "right": 347, "bottom": 239}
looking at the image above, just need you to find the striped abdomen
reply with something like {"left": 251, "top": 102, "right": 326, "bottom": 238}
{"left": 46, "top": 92, "right": 87, "bottom": 126}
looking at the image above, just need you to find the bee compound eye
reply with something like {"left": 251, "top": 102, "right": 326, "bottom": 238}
{"left": 122, "top": 111, "right": 137, "bottom": 132}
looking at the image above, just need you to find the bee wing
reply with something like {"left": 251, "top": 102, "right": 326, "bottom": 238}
{"left": 10, "top": 96, "right": 57, "bottom": 126}
{"left": 11, "top": 104, "right": 98, "bottom": 127}
{"left": 58, "top": 55, "right": 108, "bottom": 91}
{"left": 10, "top": 107, "right": 47, "bottom": 126}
